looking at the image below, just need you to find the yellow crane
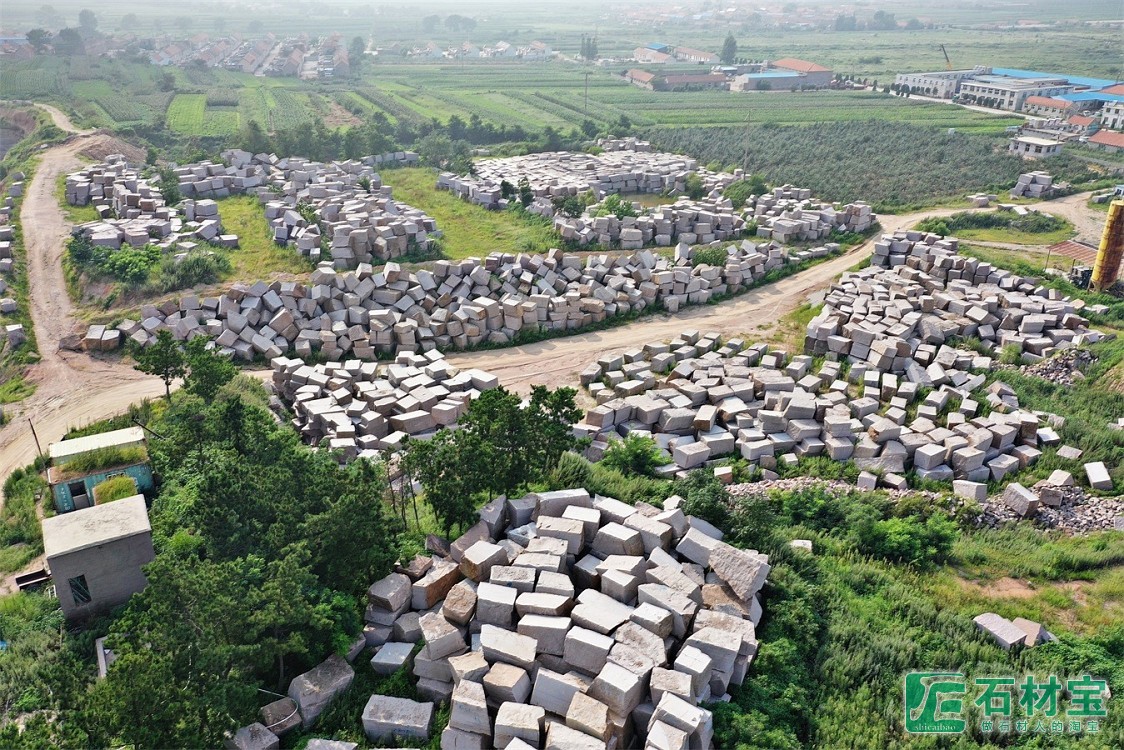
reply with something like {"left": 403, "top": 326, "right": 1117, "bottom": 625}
{"left": 938, "top": 44, "right": 953, "bottom": 71}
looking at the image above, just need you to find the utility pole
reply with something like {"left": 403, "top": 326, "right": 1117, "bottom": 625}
{"left": 741, "top": 112, "right": 752, "bottom": 175}
{"left": 29, "top": 418, "right": 43, "bottom": 458}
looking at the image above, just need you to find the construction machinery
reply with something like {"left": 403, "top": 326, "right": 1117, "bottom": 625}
{"left": 1091, "top": 199, "right": 1124, "bottom": 292}
{"left": 938, "top": 44, "right": 953, "bottom": 71}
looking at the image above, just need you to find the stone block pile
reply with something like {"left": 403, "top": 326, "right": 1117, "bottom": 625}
{"left": 574, "top": 237, "right": 1105, "bottom": 497}
{"left": 67, "top": 151, "right": 436, "bottom": 269}
{"left": 360, "top": 488, "right": 769, "bottom": 749}
{"left": 269, "top": 350, "right": 500, "bottom": 461}
{"left": 554, "top": 197, "right": 747, "bottom": 249}
{"left": 92, "top": 241, "right": 807, "bottom": 356}
{"left": 437, "top": 148, "right": 736, "bottom": 209}
{"left": 1009, "top": 171, "right": 1054, "bottom": 199}
{"left": 225, "top": 151, "right": 437, "bottom": 267}
{"left": 226, "top": 651, "right": 368, "bottom": 749}
{"left": 750, "top": 186, "right": 874, "bottom": 242}
{"left": 66, "top": 158, "right": 240, "bottom": 252}
{"left": 835, "top": 233, "right": 1104, "bottom": 362}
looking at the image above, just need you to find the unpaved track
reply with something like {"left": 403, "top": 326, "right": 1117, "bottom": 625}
{"left": 0, "top": 113, "right": 1102, "bottom": 489}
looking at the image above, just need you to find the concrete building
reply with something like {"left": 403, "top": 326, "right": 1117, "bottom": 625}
{"left": 42, "top": 495, "right": 156, "bottom": 620}
{"left": 1101, "top": 102, "right": 1124, "bottom": 131}
{"left": 893, "top": 68, "right": 983, "bottom": 99}
{"left": 673, "top": 46, "right": 718, "bottom": 64}
{"left": 768, "top": 58, "right": 833, "bottom": 88}
{"left": 634, "top": 47, "right": 671, "bottom": 64}
{"left": 1022, "top": 96, "right": 1076, "bottom": 118}
{"left": 957, "top": 75, "right": 1075, "bottom": 112}
{"left": 731, "top": 70, "right": 807, "bottom": 91}
{"left": 47, "top": 427, "right": 154, "bottom": 513}
{"left": 1009, "top": 135, "right": 1062, "bottom": 159}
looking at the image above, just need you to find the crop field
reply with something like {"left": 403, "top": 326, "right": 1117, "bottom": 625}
{"left": 166, "top": 94, "right": 207, "bottom": 134}
{"left": 70, "top": 80, "right": 151, "bottom": 124}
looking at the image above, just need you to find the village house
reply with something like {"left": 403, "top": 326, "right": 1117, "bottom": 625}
{"left": 46, "top": 427, "right": 154, "bottom": 513}
{"left": 673, "top": 46, "right": 718, "bottom": 64}
{"left": 1101, "top": 101, "right": 1124, "bottom": 131}
{"left": 42, "top": 495, "right": 156, "bottom": 620}
{"left": 768, "top": 57, "right": 833, "bottom": 87}
{"left": 1009, "top": 135, "right": 1062, "bottom": 159}
{"left": 1088, "top": 129, "right": 1124, "bottom": 153}
{"left": 634, "top": 47, "right": 672, "bottom": 64}
{"left": 1022, "top": 95, "right": 1077, "bottom": 118}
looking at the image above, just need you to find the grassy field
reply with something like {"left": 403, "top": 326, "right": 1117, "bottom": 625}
{"left": 217, "top": 195, "right": 312, "bottom": 279}
{"left": 955, "top": 222, "right": 1076, "bottom": 245}
{"left": 386, "top": 168, "right": 564, "bottom": 258}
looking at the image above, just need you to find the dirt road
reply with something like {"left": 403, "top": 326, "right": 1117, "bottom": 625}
{"left": 0, "top": 119, "right": 1102, "bottom": 489}
{"left": 0, "top": 127, "right": 167, "bottom": 484}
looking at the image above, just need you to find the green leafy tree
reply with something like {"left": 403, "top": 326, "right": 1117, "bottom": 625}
{"left": 601, "top": 434, "right": 669, "bottom": 477}
{"left": 182, "top": 336, "right": 236, "bottom": 402}
{"left": 349, "top": 36, "right": 366, "bottom": 73}
{"left": 53, "top": 27, "right": 84, "bottom": 55}
{"left": 720, "top": 33, "right": 737, "bottom": 64}
{"left": 26, "top": 28, "right": 51, "bottom": 52}
{"left": 518, "top": 176, "right": 534, "bottom": 207}
{"left": 422, "top": 14, "right": 440, "bottom": 33}
{"left": 133, "top": 329, "right": 185, "bottom": 401}
{"left": 156, "top": 165, "right": 181, "bottom": 206}
{"left": 402, "top": 430, "right": 482, "bottom": 537}
{"left": 77, "top": 9, "right": 98, "bottom": 33}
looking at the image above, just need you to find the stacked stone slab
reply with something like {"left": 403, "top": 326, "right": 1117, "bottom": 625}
{"left": 436, "top": 147, "right": 735, "bottom": 209}
{"left": 360, "top": 488, "right": 767, "bottom": 749}
{"left": 974, "top": 612, "right": 1055, "bottom": 649}
{"left": 576, "top": 322, "right": 1085, "bottom": 495}
{"left": 829, "top": 233, "right": 1104, "bottom": 363}
{"left": 68, "top": 151, "right": 436, "bottom": 269}
{"left": 750, "top": 186, "right": 874, "bottom": 242}
{"left": 269, "top": 350, "right": 499, "bottom": 460}
{"left": 553, "top": 197, "right": 748, "bottom": 249}
{"left": 67, "top": 159, "right": 239, "bottom": 252}
{"left": 1010, "top": 171, "right": 1054, "bottom": 199}
{"left": 101, "top": 242, "right": 806, "bottom": 357}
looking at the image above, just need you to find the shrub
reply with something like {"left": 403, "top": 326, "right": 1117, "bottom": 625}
{"left": 591, "top": 194, "right": 638, "bottom": 220}
{"left": 684, "top": 172, "right": 706, "bottom": 200}
{"left": 155, "top": 251, "right": 231, "bottom": 292}
{"left": 692, "top": 246, "right": 729, "bottom": 268}
{"left": 721, "top": 176, "right": 767, "bottom": 207}
{"left": 549, "top": 450, "right": 593, "bottom": 490}
{"left": 92, "top": 475, "right": 138, "bottom": 504}
{"left": 600, "top": 434, "right": 669, "bottom": 477}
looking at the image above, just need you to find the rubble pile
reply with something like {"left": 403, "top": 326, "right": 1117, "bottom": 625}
{"left": 268, "top": 350, "right": 500, "bottom": 461}
{"left": 979, "top": 477, "right": 1124, "bottom": 533}
{"left": 358, "top": 488, "right": 768, "bottom": 749}
{"left": 66, "top": 157, "right": 240, "bottom": 251}
{"left": 1016, "top": 347, "right": 1096, "bottom": 385}
{"left": 91, "top": 241, "right": 811, "bottom": 358}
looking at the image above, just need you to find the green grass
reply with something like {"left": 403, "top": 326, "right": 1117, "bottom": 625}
{"left": 54, "top": 173, "right": 99, "bottom": 225}
{"left": 92, "top": 475, "right": 139, "bottom": 504}
{"left": 0, "top": 374, "right": 36, "bottom": 404}
{"left": 386, "top": 168, "right": 564, "bottom": 258}
{"left": 216, "top": 195, "right": 312, "bottom": 279}
{"left": 0, "top": 466, "right": 46, "bottom": 575}
{"left": 953, "top": 223, "right": 1076, "bottom": 245}
{"left": 55, "top": 445, "right": 148, "bottom": 477}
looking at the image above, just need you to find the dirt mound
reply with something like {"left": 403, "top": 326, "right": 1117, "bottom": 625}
{"left": 80, "top": 135, "right": 145, "bottom": 164}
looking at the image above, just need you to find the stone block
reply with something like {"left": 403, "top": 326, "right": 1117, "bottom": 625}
{"left": 494, "top": 702, "right": 545, "bottom": 748}
{"left": 362, "top": 695, "right": 434, "bottom": 743}
{"left": 288, "top": 655, "right": 355, "bottom": 729}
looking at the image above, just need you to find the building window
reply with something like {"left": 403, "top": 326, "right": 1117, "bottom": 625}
{"left": 69, "top": 575, "right": 92, "bottom": 606}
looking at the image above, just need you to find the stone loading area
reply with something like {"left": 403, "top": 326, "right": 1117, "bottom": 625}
{"left": 87, "top": 240, "right": 817, "bottom": 358}
{"left": 357, "top": 488, "right": 768, "bottom": 750}
{"left": 269, "top": 350, "right": 500, "bottom": 461}
{"left": 1, "top": 182, "right": 22, "bottom": 349}
{"left": 66, "top": 157, "right": 241, "bottom": 251}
